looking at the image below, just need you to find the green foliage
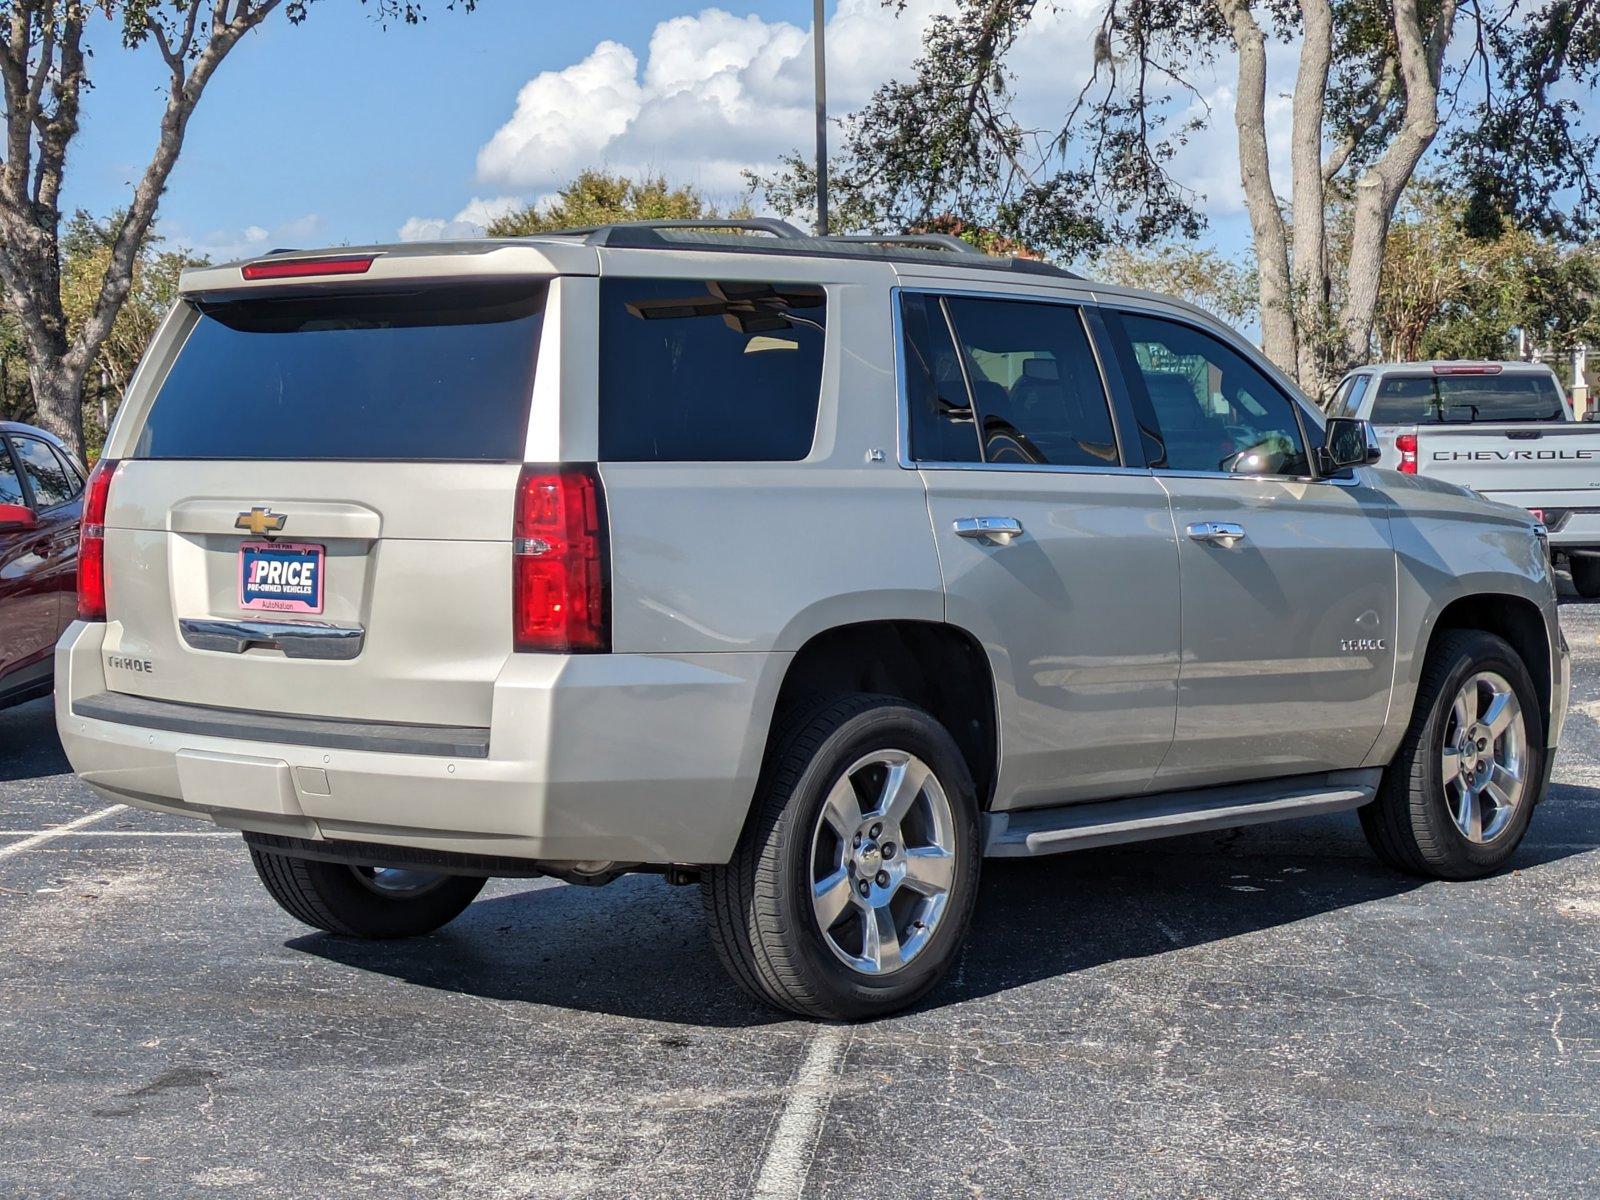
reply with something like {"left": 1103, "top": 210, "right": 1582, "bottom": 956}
{"left": 1376, "top": 186, "right": 1600, "bottom": 362}
{"left": 1094, "top": 243, "right": 1258, "bottom": 326}
{"left": 486, "top": 170, "right": 750, "bottom": 237}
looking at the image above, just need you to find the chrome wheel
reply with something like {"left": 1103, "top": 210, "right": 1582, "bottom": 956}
{"left": 349, "top": 865, "right": 452, "bottom": 898}
{"left": 809, "top": 749, "right": 958, "bottom": 975}
{"left": 1441, "top": 670, "right": 1528, "bottom": 844}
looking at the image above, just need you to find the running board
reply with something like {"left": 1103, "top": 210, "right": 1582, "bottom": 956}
{"left": 982, "top": 769, "right": 1382, "bottom": 857}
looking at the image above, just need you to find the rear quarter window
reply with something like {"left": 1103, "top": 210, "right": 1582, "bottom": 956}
{"left": 132, "top": 282, "right": 545, "bottom": 461}
{"left": 598, "top": 279, "right": 825, "bottom": 462}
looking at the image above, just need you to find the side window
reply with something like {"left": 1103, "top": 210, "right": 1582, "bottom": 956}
{"left": 942, "top": 296, "right": 1120, "bottom": 467}
{"left": 1339, "top": 374, "right": 1370, "bottom": 418}
{"left": 1324, "top": 375, "right": 1354, "bottom": 416}
{"left": 12, "top": 436, "right": 73, "bottom": 508}
{"left": 48, "top": 444, "right": 83, "bottom": 496}
{"left": 1109, "top": 311, "right": 1310, "bottom": 477}
{"left": 598, "top": 279, "right": 826, "bottom": 462}
{"left": 901, "top": 293, "right": 981, "bottom": 463}
{"left": 0, "top": 441, "right": 23, "bottom": 506}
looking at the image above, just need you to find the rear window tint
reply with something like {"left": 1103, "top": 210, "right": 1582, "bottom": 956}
{"left": 1371, "top": 372, "right": 1565, "bottom": 424}
{"left": 133, "top": 283, "right": 545, "bottom": 460}
{"left": 598, "top": 279, "right": 825, "bottom": 462}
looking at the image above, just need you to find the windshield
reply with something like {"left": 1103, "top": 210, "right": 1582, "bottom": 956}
{"left": 1369, "top": 372, "right": 1566, "bottom": 425}
{"left": 133, "top": 282, "right": 545, "bottom": 461}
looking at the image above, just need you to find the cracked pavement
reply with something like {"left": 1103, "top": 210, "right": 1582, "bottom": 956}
{"left": 2, "top": 599, "right": 1598, "bottom": 1198}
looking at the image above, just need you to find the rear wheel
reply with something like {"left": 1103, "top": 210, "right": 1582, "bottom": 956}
{"left": 704, "top": 694, "right": 981, "bottom": 1020}
{"left": 1569, "top": 555, "right": 1600, "bottom": 598}
{"left": 1361, "top": 629, "right": 1543, "bottom": 879}
{"left": 249, "top": 847, "right": 486, "bottom": 938}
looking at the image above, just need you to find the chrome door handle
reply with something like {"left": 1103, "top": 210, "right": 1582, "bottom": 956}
{"left": 953, "top": 516, "right": 1024, "bottom": 545}
{"left": 1186, "top": 521, "right": 1247, "bottom": 548}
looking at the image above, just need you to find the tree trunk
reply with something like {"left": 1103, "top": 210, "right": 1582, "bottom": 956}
{"left": 1339, "top": 0, "right": 1456, "bottom": 366}
{"left": 1289, "top": 0, "right": 1334, "bottom": 398}
{"left": 1217, "top": 1, "right": 1297, "bottom": 376}
{"left": 27, "top": 344, "right": 86, "bottom": 451}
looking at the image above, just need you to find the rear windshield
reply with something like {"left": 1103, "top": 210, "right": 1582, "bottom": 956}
{"left": 1370, "top": 372, "right": 1565, "bottom": 425}
{"left": 133, "top": 283, "right": 545, "bottom": 460}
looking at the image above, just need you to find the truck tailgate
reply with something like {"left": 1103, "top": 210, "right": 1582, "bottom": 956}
{"left": 1417, "top": 424, "right": 1600, "bottom": 503}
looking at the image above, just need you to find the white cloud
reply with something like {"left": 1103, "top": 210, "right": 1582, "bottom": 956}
{"left": 473, "top": 1, "right": 941, "bottom": 199}
{"left": 397, "top": 195, "right": 523, "bottom": 242}
{"left": 447, "top": 0, "right": 1294, "bottom": 238}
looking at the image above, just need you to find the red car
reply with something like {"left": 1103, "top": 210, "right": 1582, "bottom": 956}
{"left": 0, "top": 421, "right": 86, "bottom": 711}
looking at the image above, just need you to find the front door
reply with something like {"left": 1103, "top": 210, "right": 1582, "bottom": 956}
{"left": 1098, "top": 308, "right": 1397, "bottom": 789}
{"left": 900, "top": 290, "right": 1181, "bottom": 810}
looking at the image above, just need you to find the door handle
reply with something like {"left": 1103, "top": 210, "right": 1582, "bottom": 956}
{"left": 1186, "top": 521, "right": 1247, "bottom": 548}
{"left": 953, "top": 516, "right": 1024, "bottom": 546}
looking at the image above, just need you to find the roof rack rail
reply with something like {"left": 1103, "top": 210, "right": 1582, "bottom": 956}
{"left": 523, "top": 220, "right": 1085, "bottom": 280}
{"left": 826, "top": 233, "right": 984, "bottom": 255}
{"left": 542, "top": 218, "right": 810, "bottom": 245}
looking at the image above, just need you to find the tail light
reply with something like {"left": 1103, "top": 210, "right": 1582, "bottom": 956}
{"left": 1396, "top": 433, "right": 1418, "bottom": 474}
{"left": 512, "top": 464, "right": 609, "bottom": 653}
{"left": 77, "top": 458, "right": 118, "bottom": 620}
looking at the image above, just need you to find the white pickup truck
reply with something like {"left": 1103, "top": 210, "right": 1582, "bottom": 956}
{"left": 1328, "top": 361, "right": 1600, "bottom": 595}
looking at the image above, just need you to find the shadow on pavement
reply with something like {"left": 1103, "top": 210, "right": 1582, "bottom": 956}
{"left": 0, "top": 695, "right": 69, "bottom": 783}
{"left": 289, "top": 809, "right": 1595, "bottom": 1027}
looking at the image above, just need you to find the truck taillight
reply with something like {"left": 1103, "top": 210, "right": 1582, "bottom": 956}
{"left": 512, "top": 464, "right": 609, "bottom": 653}
{"left": 77, "top": 458, "right": 118, "bottom": 621}
{"left": 1396, "top": 433, "right": 1418, "bottom": 474}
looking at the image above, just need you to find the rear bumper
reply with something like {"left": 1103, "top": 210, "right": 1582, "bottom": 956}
{"left": 55, "top": 622, "right": 787, "bottom": 866}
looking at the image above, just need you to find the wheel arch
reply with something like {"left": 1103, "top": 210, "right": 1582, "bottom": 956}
{"left": 1428, "top": 592, "right": 1553, "bottom": 742}
{"left": 765, "top": 620, "right": 1001, "bottom": 810}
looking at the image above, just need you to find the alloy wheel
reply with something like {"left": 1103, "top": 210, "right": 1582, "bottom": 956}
{"left": 809, "top": 749, "right": 958, "bottom": 975}
{"left": 1440, "top": 670, "right": 1528, "bottom": 844}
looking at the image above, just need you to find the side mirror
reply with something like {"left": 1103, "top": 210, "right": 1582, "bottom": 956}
{"left": 0, "top": 502, "right": 37, "bottom": 530}
{"left": 1319, "top": 417, "right": 1381, "bottom": 474}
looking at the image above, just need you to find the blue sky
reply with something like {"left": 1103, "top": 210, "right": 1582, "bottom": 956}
{"left": 63, "top": 1, "right": 1258, "bottom": 263}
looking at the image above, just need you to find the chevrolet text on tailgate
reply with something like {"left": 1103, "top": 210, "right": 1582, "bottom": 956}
{"left": 58, "top": 222, "right": 1571, "bottom": 1020}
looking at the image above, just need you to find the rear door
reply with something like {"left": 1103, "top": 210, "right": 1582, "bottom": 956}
{"left": 905, "top": 290, "right": 1181, "bottom": 809}
{"left": 99, "top": 278, "right": 552, "bottom": 728}
{"left": 1097, "top": 308, "right": 1397, "bottom": 789}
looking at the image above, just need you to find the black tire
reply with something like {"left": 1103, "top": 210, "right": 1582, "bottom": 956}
{"left": 703, "top": 694, "right": 981, "bottom": 1021}
{"left": 1569, "top": 556, "right": 1600, "bottom": 598}
{"left": 1360, "top": 629, "right": 1545, "bottom": 880}
{"left": 249, "top": 847, "right": 486, "bottom": 938}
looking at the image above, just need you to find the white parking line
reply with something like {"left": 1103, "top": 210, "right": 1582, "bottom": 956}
{"left": 0, "top": 829, "right": 231, "bottom": 838}
{"left": 0, "top": 804, "right": 127, "bottom": 859}
{"left": 753, "top": 1026, "right": 849, "bottom": 1199}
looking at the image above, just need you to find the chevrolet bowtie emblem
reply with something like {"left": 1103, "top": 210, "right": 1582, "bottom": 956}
{"left": 235, "top": 506, "right": 287, "bottom": 537}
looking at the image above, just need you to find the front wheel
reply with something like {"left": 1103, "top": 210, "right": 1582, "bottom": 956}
{"left": 249, "top": 847, "right": 486, "bottom": 938}
{"left": 704, "top": 694, "right": 981, "bottom": 1020}
{"left": 1361, "top": 629, "right": 1544, "bottom": 879}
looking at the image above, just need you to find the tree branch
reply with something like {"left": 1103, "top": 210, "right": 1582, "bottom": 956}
{"left": 69, "top": 0, "right": 283, "bottom": 374}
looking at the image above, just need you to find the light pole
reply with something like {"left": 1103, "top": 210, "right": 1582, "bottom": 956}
{"left": 813, "top": 0, "right": 829, "bottom": 235}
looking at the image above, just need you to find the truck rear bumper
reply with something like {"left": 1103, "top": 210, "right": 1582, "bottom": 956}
{"left": 55, "top": 622, "right": 787, "bottom": 866}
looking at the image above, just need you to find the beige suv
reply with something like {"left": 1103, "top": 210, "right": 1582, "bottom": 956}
{"left": 57, "top": 221, "right": 1569, "bottom": 1019}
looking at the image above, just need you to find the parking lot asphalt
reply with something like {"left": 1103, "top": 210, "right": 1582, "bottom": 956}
{"left": 3, "top": 606, "right": 1598, "bottom": 1200}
